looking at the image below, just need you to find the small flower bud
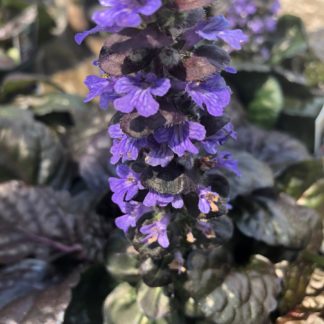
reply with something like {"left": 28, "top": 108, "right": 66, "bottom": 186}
{"left": 159, "top": 48, "right": 181, "bottom": 68}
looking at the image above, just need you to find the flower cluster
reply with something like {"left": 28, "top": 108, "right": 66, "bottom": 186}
{"left": 227, "top": 0, "right": 280, "bottom": 58}
{"left": 78, "top": 0, "right": 245, "bottom": 258}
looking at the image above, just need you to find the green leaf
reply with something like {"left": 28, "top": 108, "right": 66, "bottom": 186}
{"left": 276, "top": 260, "right": 315, "bottom": 317}
{"left": 274, "top": 204, "right": 322, "bottom": 314}
{"left": 298, "top": 179, "right": 324, "bottom": 216}
{"left": 185, "top": 247, "right": 231, "bottom": 299}
{"left": 139, "top": 258, "right": 172, "bottom": 288}
{"left": 103, "top": 283, "right": 140, "bottom": 324}
{"left": 0, "top": 74, "right": 37, "bottom": 102}
{"left": 105, "top": 231, "right": 140, "bottom": 283}
{"left": 19, "top": 93, "right": 115, "bottom": 192}
{"left": 103, "top": 283, "right": 165, "bottom": 324}
{"left": 0, "top": 108, "right": 73, "bottom": 189}
{"left": 32, "top": 93, "right": 114, "bottom": 192}
{"left": 233, "top": 193, "right": 320, "bottom": 249}
{"left": 0, "top": 5, "right": 38, "bottom": 72}
{"left": 276, "top": 160, "right": 324, "bottom": 199}
{"left": 305, "top": 61, "right": 324, "bottom": 87}
{"left": 137, "top": 282, "right": 170, "bottom": 320}
{"left": 247, "top": 77, "right": 283, "bottom": 128}
{"left": 198, "top": 256, "right": 281, "bottom": 324}
{"left": 271, "top": 15, "right": 308, "bottom": 65}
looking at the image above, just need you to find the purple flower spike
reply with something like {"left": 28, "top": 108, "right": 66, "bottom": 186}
{"left": 143, "top": 190, "right": 184, "bottom": 209}
{"left": 93, "top": 0, "right": 162, "bottom": 29}
{"left": 198, "top": 186, "right": 220, "bottom": 214}
{"left": 108, "top": 123, "right": 148, "bottom": 164}
{"left": 154, "top": 121, "right": 206, "bottom": 157}
{"left": 186, "top": 74, "right": 231, "bottom": 117}
{"left": 115, "top": 201, "right": 152, "bottom": 233}
{"left": 202, "top": 122, "right": 237, "bottom": 154}
{"left": 145, "top": 139, "right": 174, "bottom": 167}
{"left": 140, "top": 213, "right": 170, "bottom": 248}
{"left": 84, "top": 75, "right": 118, "bottom": 109}
{"left": 108, "top": 164, "right": 144, "bottom": 206}
{"left": 213, "top": 151, "right": 240, "bottom": 176}
{"left": 196, "top": 16, "right": 248, "bottom": 50}
{"left": 114, "top": 73, "right": 171, "bottom": 117}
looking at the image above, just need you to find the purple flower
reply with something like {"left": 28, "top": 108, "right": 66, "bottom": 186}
{"left": 198, "top": 186, "right": 220, "bottom": 214}
{"left": 169, "top": 251, "right": 185, "bottom": 273}
{"left": 93, "top": 0, "right": 162, "bottom": 29}
{"left": 84, "top": 75, "right": 118, "bottom": 109}
{"left": 140, "top": 213, "right": 170, "bottom": 248}
{"left": 202, "top": 122, "right": 237, "bottom": 154}
{"left": 75, "top": 25, "right": 121, "bottom": 45}
{"left": 154, "top": 121, "right": 206, "bottom": 157}
{"left": 271, "top": 0, "right": 281, "bottom": 14}
{"left": 212, "top": 151, "right": 240, "bottom": 176}
{"left": 115, "top": 201, "right": 151, "bottom": 233}
{"left": 108, "top": 164, "right": 144, "bottom": 206}
{"left": 143, "top": 190, "right": 184, "bottom": 209}
{"left": 114, "top": 73, "right": 171, "bottom": 117}
{"left": 186, "top": 74, "right": 231, "bottom": 117}
{"left": 145, "top": 139, "right": 174, "bottom": 167}
{"left": 184, "top": 15, "right": 247, "bottom": 50}
{"left": 196, "top": 219, "right": 216, "bottom": 238}
{"left": 196, "top": 16, "right": 248, "bottom": 50}
{"left": 227, "top": 0, "right": 280, "bottom": 43}
{"left": 108, "top": 123, "right": 148, "bottom": 164}
{"left": 74, "top": 0, "right": 162, "bottom": 44}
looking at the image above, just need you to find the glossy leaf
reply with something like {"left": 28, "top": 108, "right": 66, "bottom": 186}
{"left": 25, "top": 93, "right": 115, "bottom": 192}
{"left": 225, "top": 151, "right": 274, "bottom": 199}
{"left": 137, "top": 282, "right": 170, "bottom": 320}
{"left": 0, "top": 259, "right": 53, "bottom": 309}
{"left": 247, "top": 77, "right": 283, "bottom": 128}
{"left": 228, "top": 124, "right": 310, "bottom": 175}
{"left": 276, "top": 160, "right": 324, "bottom": 199}
{"left": 271, "top": 15, "right": 308, "bottom": 65}
{"left": 198, "top": 256, "right": 281, "bottom": 324}
{"left": 105, "top": 231, "right": 140, "bottom": 283}
{"left": 276, "top": 208, "right": 323, "bottom": 314}
{"left": 0, "top": 259, "right": 80, "bottom": 324}
{"left": 185, "top": 246, "right": 232, "bottom": 299}
{"left": 233, "top": 193, "right": 320, "bottom": 249}
{"left": 0, "top": 108, "right": 73, "bottom": 189}
{"left": 0, "top": 181, "right": 106, "bottom": 264}
{"left": 103, "top": 283, "right": 168, "bottom": 324}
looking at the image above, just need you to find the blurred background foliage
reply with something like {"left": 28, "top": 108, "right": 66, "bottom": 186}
{"left": 0, "top": 0, "right": 323, "bottom": 323}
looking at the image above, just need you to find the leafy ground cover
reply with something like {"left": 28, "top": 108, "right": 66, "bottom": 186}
{"left": 0, "top": 1, "right": 323, "bottom": 323}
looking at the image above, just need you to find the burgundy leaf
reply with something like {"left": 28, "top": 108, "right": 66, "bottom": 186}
{"left": 0, "top": 260, "right": 80, "bottom": 324}
{"left": 0, "top": 181, "right": 108, "bottom": 264}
